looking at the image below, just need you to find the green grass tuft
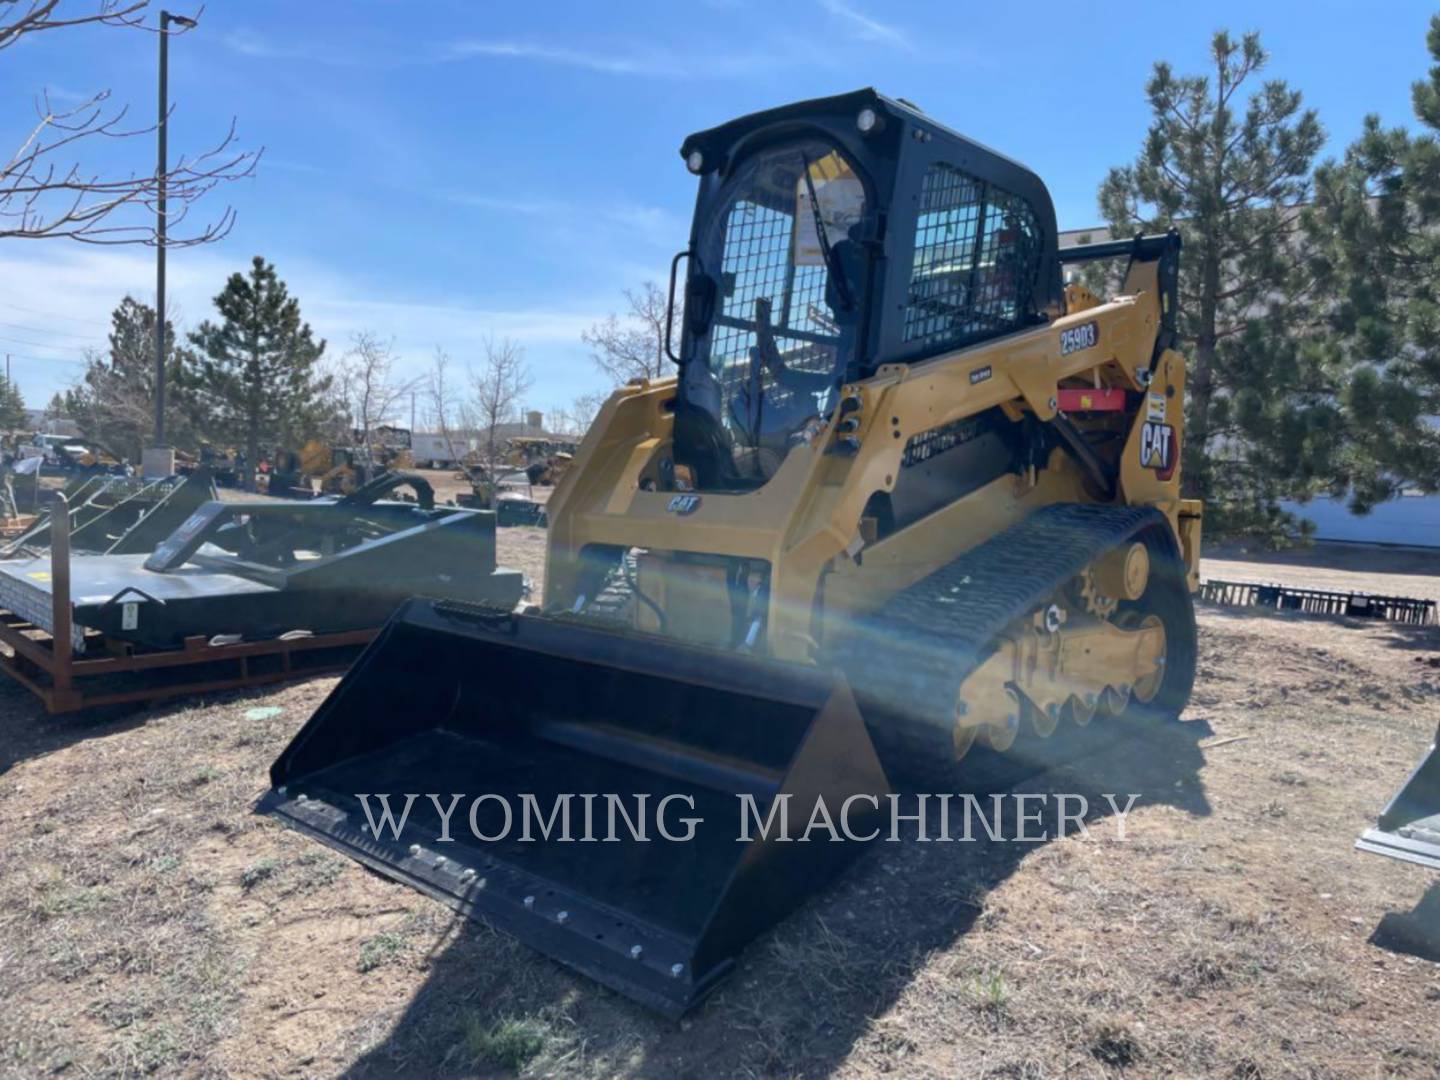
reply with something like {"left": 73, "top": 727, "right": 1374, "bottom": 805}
{"left": 357, "top": 931, "right": 407, "bottom": 973}
{"left": 463, "top": 1015, "right": 549, "bottom": 1072}
{"left": 239, "top": 858, "right": 280, "bottom": 889}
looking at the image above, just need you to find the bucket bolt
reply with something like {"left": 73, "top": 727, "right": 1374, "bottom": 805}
{"left": 408, "top": 844, "right": 421, "bottom": 857}
{"left": 524, "top": 895, "right": 536, "bottom": 910}
{"left": 629, "top": 945, "right": 644, "bottom": 960}
{"left": 557, "top": 911, "right": 570, "bottom": 924}
{"left": 670, "top": 963, "right": 684, "bottom": 978}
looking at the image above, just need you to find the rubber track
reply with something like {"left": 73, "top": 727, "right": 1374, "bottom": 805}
{"left": 827, "top": 502, "right": 1169, "bottom": 778}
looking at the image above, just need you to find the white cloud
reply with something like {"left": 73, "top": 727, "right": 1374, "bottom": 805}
{"left": 444, "top": 40, "right": 660, "bottom": 76}
{"left": 224, "top": 27, "right": 821, "bottom": 79}
{"left": 0, "top": 245, "right": 627, "bottom": 416}
{"left": 222, "top": 29, "right": 284, "bottom": 59}
{"left": 441, "top": 39, "right": 792, "bottom": 79}
{"left": 435, "top": 192, "right": 570, "bottom": 217}
{"left": 818, "top": 0, "right": 911, "bottom": 49}
{"left": 219, "top": 29, "right": 402, "bottom": 68}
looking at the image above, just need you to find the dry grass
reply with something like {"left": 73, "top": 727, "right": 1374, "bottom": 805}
{"left": 0, "top": 541, "right": 1438, "bottom": 1077}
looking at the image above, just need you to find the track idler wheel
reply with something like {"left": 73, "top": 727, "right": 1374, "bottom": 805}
{"left": 979, "top": 711, "right": 1019, "bottom": 753}
{"left": 1097, "top": 683, "right": 1131, "bottom": 717}
{"left": 1065, "top": 692, "right": 1098, "bottom": 727}
{"left": 1025, "top": 695, "right": 1059, "bottom": 738}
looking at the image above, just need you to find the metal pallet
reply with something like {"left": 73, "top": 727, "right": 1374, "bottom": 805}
{"left": 1200, "top": 578, "right": 1436, "bottom": 626}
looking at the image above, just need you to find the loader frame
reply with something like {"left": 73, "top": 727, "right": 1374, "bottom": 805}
{"left": 546, "top": 233, "right": 1202, "bottom": 663}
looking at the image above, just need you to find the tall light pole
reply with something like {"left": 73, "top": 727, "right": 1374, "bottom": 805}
{"left": 150, "top": 9, "right": 196, "bottom": 476}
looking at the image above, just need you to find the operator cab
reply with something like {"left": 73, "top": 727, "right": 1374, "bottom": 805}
{"left": 670, "top": 89, "right": 1061, "bottom": 490}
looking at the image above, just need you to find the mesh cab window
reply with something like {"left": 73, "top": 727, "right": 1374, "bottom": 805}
{"left": 690, "top": 141, "right": 867, "bottom": 478}
{"left": 903, "top": 162, "right": 1040, "bottom": 351}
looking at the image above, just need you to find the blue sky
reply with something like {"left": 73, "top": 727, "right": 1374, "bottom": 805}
{"left": 2, "top": 0, "right": 1436, "bottom": 424}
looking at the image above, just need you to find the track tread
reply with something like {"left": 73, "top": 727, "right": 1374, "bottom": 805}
{"left": 828, "top": 502, "right": 1172, "bottom": 780}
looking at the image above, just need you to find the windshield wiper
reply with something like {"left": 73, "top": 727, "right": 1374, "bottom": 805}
{"left": 799, "top": 153, "right": 856, "bottom": 312}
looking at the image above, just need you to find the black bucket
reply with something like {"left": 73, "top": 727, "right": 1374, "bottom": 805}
{"left": 262, "top": 599, "right": 889, "bottom": 1015}
{"left": 1358, "top": 721, "right": 1440, "bottom": 870}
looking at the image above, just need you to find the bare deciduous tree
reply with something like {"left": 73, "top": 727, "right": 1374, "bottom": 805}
{"left": 470, "top": 335, "right": 531, "bottom": 471}
{"left": 428, "top": 346, "right": 467, "bottom": 463}
{"left": 570, "top": 390, "right": 605, "bottom": 433}
{"left": 541, "top": 406, "right": 570, "bottom": 440}
{"left": 336, "top": 332, "right": 412, "bottom": 446}
{"left": 3, "top": 1, "right": 259, "bottom": 244}
{"left": 581, "top": 281, "right": 677, "bottom": 385}
{"left": 2, "top": 0, "right": 143, "bottom": 48}
{"left": 548, "top": 390, "right": 605, "bottom": 438}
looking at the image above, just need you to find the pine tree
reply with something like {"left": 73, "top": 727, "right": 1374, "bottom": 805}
{"left": 68, "top": 297, "right": 194, "bottom": 463}
{"left": 186, "top": 257, "right": 331, "bottom": 480}
{"left": 0, "top": 377, "right": 26, "bottom": 431}
{"left": 1302, "top": 14, "right": 1440, "bottom": 513}
{"left": 1096, "top": 31, "right": 1326, "bottom": 538}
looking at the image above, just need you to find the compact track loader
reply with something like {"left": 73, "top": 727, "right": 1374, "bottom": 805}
{"left": 266, "top": 89, "right": 1202, "bottom": 1014}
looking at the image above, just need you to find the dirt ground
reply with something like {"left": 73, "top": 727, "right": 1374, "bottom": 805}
{"left": 2, "top": 537, "right": 1440, "bottom": 1078}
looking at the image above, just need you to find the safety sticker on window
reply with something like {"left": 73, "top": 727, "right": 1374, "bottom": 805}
{"left": 795, "top": 171, "right": 865, "bottom": 266}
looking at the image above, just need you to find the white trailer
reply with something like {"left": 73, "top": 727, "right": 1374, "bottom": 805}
{"left": 1281, "top": 491, "right": 1440, "bottom": 548}
{"left": 410, "top": 433, "right": 471, "bottom": 468}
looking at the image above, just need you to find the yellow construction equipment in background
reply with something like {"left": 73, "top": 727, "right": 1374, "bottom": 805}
{"left": 506, "top": 436, "right": 576, "bottom": 486}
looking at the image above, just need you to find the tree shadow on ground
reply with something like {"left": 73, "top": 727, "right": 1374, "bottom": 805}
{"left": 1196, "top": 600, "right": 1440, "bottom": 652}
{"left": 0, "top": 679, "right": 150, "bottom": 776}
{"left": 336, "top": 710, "right": 1213, "bottom": 1078}
{"left": 1375, "top": 623, "right": 1440, "bottom": 653}
{"left": 0, "top": 675, "right": 328, "bottom": 776}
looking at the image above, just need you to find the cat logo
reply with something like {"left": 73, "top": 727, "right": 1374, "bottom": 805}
{"left": 1139, "top": 422, "right": 1175, "bottom": 476}
{"left": 667, "top": 494, "right": 702, "bottom": 515}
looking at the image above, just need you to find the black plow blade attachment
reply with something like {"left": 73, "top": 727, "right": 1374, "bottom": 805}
{"left": 1358, "top": 721, "right": 1440, "bottom": 869}
{"left": 262, "top": 600, "right": 888, "bottom": 1015}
